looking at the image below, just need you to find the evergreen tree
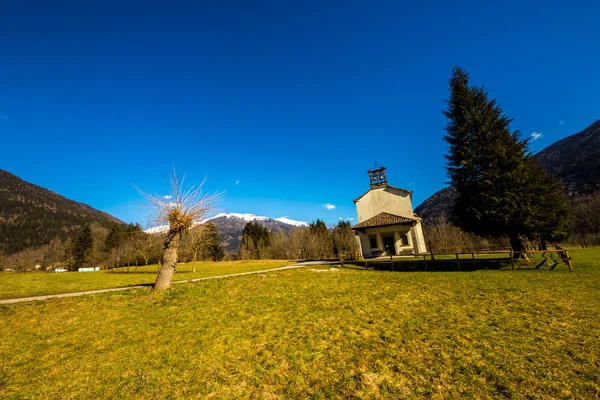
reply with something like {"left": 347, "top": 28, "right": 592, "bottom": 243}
{"left": 104, "top": 223, "right": 143, "bottom": 251}
{"left": 240, "top": 221, "right": 272, "bottom": 259}
{"left": 444, "top": 67, "right": 572, "bottom": 257}
{"left": 72, "top": 226, "right": 94, "bottom": 269}
{"left": 104, "top": 223, "right": 123, "bottom": 251}
{"left": 201, "top": 222, "right": 224, "bottom": 261}
{"left": 309, "top": 219, "right": 329, "bottom": 236}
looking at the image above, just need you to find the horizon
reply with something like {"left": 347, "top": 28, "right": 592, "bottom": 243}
{"left": 1, "top": 1, "right": 599, "bottom": 226}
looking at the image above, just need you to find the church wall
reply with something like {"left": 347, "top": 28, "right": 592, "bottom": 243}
{"left": 355, "top": 187, "right": 414, "bottom": 222}
{"left": 357, "top": 226, "right": 414, "bottom": 257}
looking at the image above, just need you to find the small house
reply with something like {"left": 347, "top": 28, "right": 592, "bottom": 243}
{"left": 352, "top": 167, "right": 427, "bottom": 258}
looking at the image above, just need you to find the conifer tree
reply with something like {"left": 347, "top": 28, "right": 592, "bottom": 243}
{"left": 72, "top": 226, "right": 94, "bottom": 269}
{"left": 444, "top": 67, "right": 572, "bottom": 257}
{"left": 240, "top": 221, "right": 272, "bottom": 259}
{"left": 201, "top": 222, "right": 224, "bottom": 261}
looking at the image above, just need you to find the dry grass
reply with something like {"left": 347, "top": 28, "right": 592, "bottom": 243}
{"left": 0, "top": 249, "right": 599, "bottom": 398}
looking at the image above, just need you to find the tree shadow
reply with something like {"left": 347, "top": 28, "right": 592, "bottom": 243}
{"left": 346, "top": 259, "right": 511, "bottom": 272}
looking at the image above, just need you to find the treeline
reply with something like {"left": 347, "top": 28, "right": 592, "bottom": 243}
{"left": 423, "top": 217, "right": 512, "bottom": 254}
{"left": 238, "top": 220, "right": 357, "bottom": 264}
{"left": 571, "top": 190, "right": 600, "bottom": 247}
{"left": 0, "top": 222, "right": 225, "bottom": 271}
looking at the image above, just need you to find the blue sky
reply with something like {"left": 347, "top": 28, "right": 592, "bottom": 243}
{"left": 1, "top": 0, "right": 599, "bottom": 226}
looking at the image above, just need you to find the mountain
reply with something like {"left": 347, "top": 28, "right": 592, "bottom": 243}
{"left": 0, "top": 169, "right": 124, "bottom": 254}
{"left": 146, "top": 213, "right": 309, "bottom": 253}
{"left": 414, "top": 187, "right": 456, "bottom": 223}
{"left": 415, "top": 119, "right": 600, "bottom": 223}
{"left": 535, "top": 120, "right": 600, "bottom": 196}
{"left": 209, "top": 214, "right": 308, "bottom": 253}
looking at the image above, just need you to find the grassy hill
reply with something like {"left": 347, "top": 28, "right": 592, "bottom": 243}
{"left": 0, "top": 169, "right": 124, "bottom": 254}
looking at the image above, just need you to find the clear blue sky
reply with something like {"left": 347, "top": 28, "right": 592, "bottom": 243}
{"left": 1, "top": 0, "right": 598, "bottom": 226}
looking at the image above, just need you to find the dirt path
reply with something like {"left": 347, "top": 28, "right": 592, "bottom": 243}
{"left": 0, "top": 261, "right": 338, "bottom": 305}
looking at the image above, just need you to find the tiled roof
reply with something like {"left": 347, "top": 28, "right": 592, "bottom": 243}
{"left": 352, "top": 212, "right": 416, "bottom": 230}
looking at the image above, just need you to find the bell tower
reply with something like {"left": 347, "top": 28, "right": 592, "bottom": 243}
{"left": 368, "top": 166, "right": 387, "bottom": 188}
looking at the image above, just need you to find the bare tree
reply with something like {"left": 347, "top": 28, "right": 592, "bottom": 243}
{"left": 137, "top": 170, "right": 222, "bottom": 290}
{"left": 183, "top": 225, "right": 207, "bottom": 272}
{"left": 332, "top": 221, "right": 356, "bottom": 266}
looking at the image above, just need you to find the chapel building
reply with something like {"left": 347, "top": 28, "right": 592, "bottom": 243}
{"left": 352, "top": 167, "right": 427, "bottom": 258}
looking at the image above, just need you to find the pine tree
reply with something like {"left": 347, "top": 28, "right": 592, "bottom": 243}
{"left": 72, "top": 226, "right": 94, "bottom": 269}
{"left": 444, "top": 67, "right": 572, "bottom": 257}
{"left": 201, "top": 222, "right": 224, "bottom": 261}
{"left": 240, "top": 221, "right": 272, "bottom": 259}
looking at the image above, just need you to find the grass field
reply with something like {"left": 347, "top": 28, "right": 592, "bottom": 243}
{"left": 0, "top": 250, "right": 599, "bottom": 398}
{"left": 0, "top": 260, "right": 293, "bottom": 300}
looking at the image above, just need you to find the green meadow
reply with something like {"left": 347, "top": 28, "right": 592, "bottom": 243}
{"left": 0, "top": 260, "right": 293, "bottom": 300}
{"left": 0, "top": 250, "right": 599, "bottom": 399}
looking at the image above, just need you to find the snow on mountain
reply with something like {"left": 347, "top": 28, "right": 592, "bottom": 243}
{"left": 204, "top": 213, "right": 270, "bottom": 223}
{"left": 144, "top": 213, "right": 308, "bottom": 233}
{"left": 145, "top": 225, "right": 169, "bottom": 234}
{"left": 274, "top": 217, "right": 309, "bottom": 227}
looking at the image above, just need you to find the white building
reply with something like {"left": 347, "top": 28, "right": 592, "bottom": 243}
{"left": 352, "top": 167, "right": 427, "bottom": 258}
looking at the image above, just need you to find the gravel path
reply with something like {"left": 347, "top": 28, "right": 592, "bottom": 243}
{"left": 0, "top": 261, "right": 338, "bottom": 305}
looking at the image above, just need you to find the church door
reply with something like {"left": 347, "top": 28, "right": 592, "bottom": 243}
{"left": 382, "top": 235, "right": 396, "bottom": 256}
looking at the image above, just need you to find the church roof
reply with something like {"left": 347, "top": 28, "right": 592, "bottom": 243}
{"left": 353, "top": 184, "right": 412, "bottom": 203}
{"left": 352, "top": 212, "right": 417, "bottom": 231}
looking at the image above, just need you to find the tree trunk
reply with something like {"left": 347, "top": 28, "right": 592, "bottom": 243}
{"left": 154, "top": 230, "right": 181, "bottom": 291}
{"left": 509, "top": 235, "right": 529, "bottom": 259}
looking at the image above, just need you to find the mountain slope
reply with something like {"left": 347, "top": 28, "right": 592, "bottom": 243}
{"left": 415, "top": 119, "right": 600, "bottom": 223}
{"left": 414, "top": 187, "right": 456, "bottom": 223}
{"left": 535, "top": 120, "right": 600, "bottom": 196}
{"left": 0, "top": 170, "right": 124, "bottom": 254}
{"left": 146, "top": 213, "right": 309, "bottom": 253}
{"left": 208, "top": 214, "right": 307, "bottom": 253}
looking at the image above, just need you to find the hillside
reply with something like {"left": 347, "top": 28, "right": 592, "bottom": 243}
{"left": 414, "top": 187, "right": 455, "bottom": 223}
{"left": 535, "top": 120, "right": 600, "bottom": 196}
{"left": 208, "top": 214, "right": 307, "bottom": 253}
{"left": 0, "top": 170, "right": 124, "bottom": 254}
{"left": 415, "top": 119, "right": 600, "bottom": 223}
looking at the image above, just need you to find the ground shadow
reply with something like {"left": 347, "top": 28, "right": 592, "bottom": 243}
{"left": 346, "top": 259, "right": 511, "bottom": 272}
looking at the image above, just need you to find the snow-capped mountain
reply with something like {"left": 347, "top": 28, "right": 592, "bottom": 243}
{"left": 205, "top": 213, "right": 270, "bottom": 223}
{"left": 144, "top": 213, "right": 309, "bottom": 252}
{"left": 273, "top": 217, "right": 309, "bottom": 227}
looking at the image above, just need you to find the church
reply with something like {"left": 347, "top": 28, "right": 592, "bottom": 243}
{"left": 352, "top": 167, "right": 427, "bottom": 258}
